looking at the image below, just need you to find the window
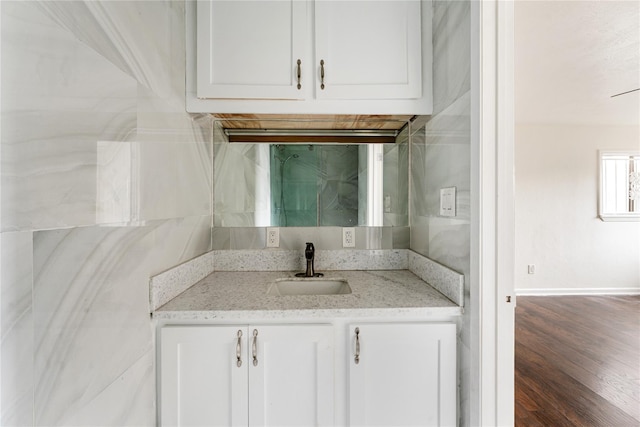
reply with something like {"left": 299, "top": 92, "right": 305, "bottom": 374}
{"left": 599, "top": 151, "right": 640, "bottom": 221}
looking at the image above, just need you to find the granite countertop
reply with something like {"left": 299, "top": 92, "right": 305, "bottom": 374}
{"left": 154, "top": 269, "right": 462, "bottom": 320}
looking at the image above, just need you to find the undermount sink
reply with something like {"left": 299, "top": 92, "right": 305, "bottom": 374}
{"left": 267, "top": 278, "right": 352, "bottom": 296}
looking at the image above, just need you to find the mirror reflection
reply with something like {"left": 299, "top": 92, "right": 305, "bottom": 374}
{"left": 214, "top": 137, "right": 408, "bottom": 227}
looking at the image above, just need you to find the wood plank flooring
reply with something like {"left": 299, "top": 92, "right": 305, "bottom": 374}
{"left": 515, "top": 295, "right": 640, "bottom": 427}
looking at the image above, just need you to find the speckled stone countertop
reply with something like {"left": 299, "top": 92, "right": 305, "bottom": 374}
{"left": 154, "top": 269, "right": 462, "bottom": 321}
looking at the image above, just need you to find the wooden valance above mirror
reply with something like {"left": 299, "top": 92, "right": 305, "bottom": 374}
{"left": 214, "top": 114, "right": 414, "bottom": 144}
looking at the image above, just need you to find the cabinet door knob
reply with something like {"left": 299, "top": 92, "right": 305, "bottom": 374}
{"left": 354, "top": 327, "right": 360, "bottom": 364}
{"left": 320, "top": 59, "right": 325, "bottom": 90}
{"left": 297, "top": 59, "right": 302, "bottom": 90}
{"left": 252, "top": 329, "right": 259, "bottom": 366}
{"left": 236, "top": 330, "right": 243, "bottom": 368}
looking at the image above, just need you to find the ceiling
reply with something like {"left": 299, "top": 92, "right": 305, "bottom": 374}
{"left": 515, "top": 0, "right": 640, "bottom": 126}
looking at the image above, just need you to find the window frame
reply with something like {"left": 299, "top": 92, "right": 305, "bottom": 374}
{"left": 598, "top": 150, "right": 640, "bottom": 222}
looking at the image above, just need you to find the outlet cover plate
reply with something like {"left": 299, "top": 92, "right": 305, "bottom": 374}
{"left": 342, "top": 227, "right": 356, "bottom": 248}
{"left": 266, "top": 227, "right": 279, "bottom": 248}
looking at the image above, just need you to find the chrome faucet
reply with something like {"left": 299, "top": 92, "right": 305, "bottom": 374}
{"left": 295, "top": 242, "right": 324, "bottom": 277}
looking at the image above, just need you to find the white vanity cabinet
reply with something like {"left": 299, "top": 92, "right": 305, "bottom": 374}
{"left": 158, "top": 320, "right": 456, "bottom": 426}
{"left": 159, "top": 324, "right": 334, "bottom": 427}
{"left": 347, "top": 323, "right": 457, "bottom": 426}
{"left": 187, "top": 0, "right": 433, "bottom": 114}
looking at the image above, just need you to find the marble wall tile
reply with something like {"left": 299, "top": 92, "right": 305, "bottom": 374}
{"left": 1, "top": 2, "right": 214, "bottom": 426}
{"left": 411, "top": 93, "right": 471, "bottom": 221}
{"left": 31, "top": 215, "right": 210, "bottom": 426}
{"left": 392, "top": 226, "right": 410, "bottom": 249}
{"left": 32, "top": 226, "right": 156, "bottom": 425}
{"left": 144, "top": 216, "right": 213, "bottom": 278}
{"left": 1, "top": 232, "right": 34, "bottom": 426}
{"left": 1, "top": 0, "right": 138, "bottom": 231}
{"left": 411, "top": 2, "right": 471, "bottom": 423}
{"left": 36, "top": 1, "right": 180, "bottom": 98}
{"left": 60, "top": 350, "right": 156, "bottom": 427}
{"left": 432, "top": 0, "right": 471, "bottom": 115}
{"left": 138, "top": 136, "right": 213, "bottom": 221}
{"left": 2, "top": 1, "right": 213, "bottom": 231}
{"left": 211, "top": 226, "right": 232, "bottom": 250}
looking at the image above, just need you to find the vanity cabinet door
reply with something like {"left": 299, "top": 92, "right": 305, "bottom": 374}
{"left": 196, "top": 0, "right": 310, "bottom": 100}
{"left": 248, "top": 324, "right": 334, "bottom": 427}
{"left": 160, "top": 326, "right": 248, "bottom": 427}
{"left": 160, "top": 324, "right": 334, "bottom": 426}
{"left": 314, "top": 0, "right": 422, "bottom": 100}
{"left": 348, "top": 323, "right": 456, "bottom": 427}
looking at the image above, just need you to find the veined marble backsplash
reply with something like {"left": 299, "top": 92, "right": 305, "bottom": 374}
{"left": 1, "top": 2, "right": 214, "bottom": 426}
{"left": 150, "top": 249, "right": 464, "bottom": 311}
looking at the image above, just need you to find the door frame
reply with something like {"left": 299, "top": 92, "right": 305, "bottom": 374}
{"left": 471, "top": 1, "right": 515, "bottom": 426}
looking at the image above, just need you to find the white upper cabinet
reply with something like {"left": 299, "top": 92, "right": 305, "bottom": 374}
{"left": 196, "top": 0, "right": 310, "bottom": 100}
{"left": 187, "top": 0, "right": 433, "bottom": 114}
{"left": 314, "top": 1, "right": 422, "bottom": 100}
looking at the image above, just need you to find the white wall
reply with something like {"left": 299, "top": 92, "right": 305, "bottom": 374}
{"left": 515, "top": 124, "right": 640, "bottom": 294}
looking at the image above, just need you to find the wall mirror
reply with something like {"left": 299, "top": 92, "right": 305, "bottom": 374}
{"left": 213, "top": 125, "right": 409, "bottom": 227}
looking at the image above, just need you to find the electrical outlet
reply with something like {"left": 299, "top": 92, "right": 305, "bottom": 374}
{"left": 266, "top": 227, "right": 279, "bottom": 248}
{"left": 343, "top": 227, "right": 356, "bottom": 248}
{"left": 527, "top": 264, "right": 535, "bottom": 274}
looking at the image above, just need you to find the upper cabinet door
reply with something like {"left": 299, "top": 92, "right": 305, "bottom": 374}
{"left": 248, "top": 325, "right": 334, "bottom": 427}
{"left": 348, "top": 323, "right": 457, "bottom": 426}
{"left": 314, "top": 1, "right": 422, "bottom": 100}
{"left": 196, "top": 0, "right": 310, "bottom": 100}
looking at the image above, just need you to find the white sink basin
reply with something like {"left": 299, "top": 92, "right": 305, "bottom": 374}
{"left": 267, "top": 278, "right": 352, "bottom": 296}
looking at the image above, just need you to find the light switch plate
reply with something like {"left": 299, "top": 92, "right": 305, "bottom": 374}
{"left": 440, "top": 187, "right": 456, "bottom": 217}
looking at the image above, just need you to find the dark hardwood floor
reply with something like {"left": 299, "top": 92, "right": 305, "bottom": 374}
{"left": 515, "top": 295, "right": 640, "bottom": 427}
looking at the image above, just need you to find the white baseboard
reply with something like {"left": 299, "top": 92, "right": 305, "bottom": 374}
{"left": 515, "top": 287, "right": 640, "bottom": 296}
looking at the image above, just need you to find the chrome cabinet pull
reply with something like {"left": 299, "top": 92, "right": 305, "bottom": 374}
{"left": 297, "top": 59, "right": 302, "bottom": 90}
{"left": 236, "top": 330, "right": 243, "bottom": 367}
{"left": 320, "top": 59, "right": 325, "bottom": 90}
{"left": 252, "top": 329, "right": 258, "bottom": 366}
{"left": 354, "top": 327, "right": 360, "bottom": 364}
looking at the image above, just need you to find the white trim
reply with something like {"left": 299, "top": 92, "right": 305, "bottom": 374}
{"left": 471, "top": 1, "right": 515, "bottom": 425}
{"left": 516, "top": 288, "right": 640, "bottom": 296}
{"left": 599, "top": 215, "right": 640, "bottom": 222}
{"left": 598, "top": 150, "right": 640, "bottom": 219}
{"left": 495, "top": 3, "right": 515, "bottom": 427}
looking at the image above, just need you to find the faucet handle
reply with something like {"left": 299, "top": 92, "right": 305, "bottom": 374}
{"left": 305, "top": 242, "right": 315, "bottom": 259}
